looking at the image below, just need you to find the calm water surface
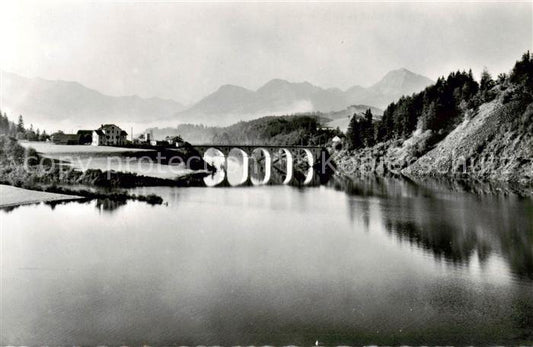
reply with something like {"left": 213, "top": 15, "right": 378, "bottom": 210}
{"left": 1, "top": 179, "right": 532, "bottom": 345}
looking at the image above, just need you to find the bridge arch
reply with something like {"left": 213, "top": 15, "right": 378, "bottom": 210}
{"left": 249, "top": 147, "right": 272, "bottom": 186}
{"left": 272, "top": 148, "right": 294, "bottom": 184}
{"left": 226, "top": 148, "right": 249, "bottom": 186}
{"left": 202, "top": 147, "right": 226, "bottom": 187}
{"left": 302, "top": 148, "right": 315, "bottom": 185}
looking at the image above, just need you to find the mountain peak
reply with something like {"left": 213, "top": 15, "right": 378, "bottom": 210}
{"left": 370, "top": 68, "right": 434, "bottom": 96}
{"left": 384, "top": 68, "right": 420, "bottom": 78}
{"left": 257, "top": 79, "right": 291, "bottom": 91}
{"left": 265, "top": 78, "right": 290, "bottom": 85}
{"left": 257, "top": 78, "right": 319, "bottom": 95}
{"left": 217, "top": 84, "right": 252, "bottom": 93}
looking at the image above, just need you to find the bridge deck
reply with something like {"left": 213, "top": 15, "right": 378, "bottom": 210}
{"left": 193, "top": 144, "right": 324, "bottom": 149}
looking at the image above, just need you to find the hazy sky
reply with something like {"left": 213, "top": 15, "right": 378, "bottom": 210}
{"left": 1, "top": 1, "right": 531, "bottom": 105}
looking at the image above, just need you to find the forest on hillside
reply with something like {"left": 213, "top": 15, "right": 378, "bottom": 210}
{"left": 210, "top": 115, "right": 340, "bottom": 146}
{"left": 151, "top": 115, "right": 342, "bottom": 146}
{"left": 346, "top": 51, "right": 533, "bottom": 150}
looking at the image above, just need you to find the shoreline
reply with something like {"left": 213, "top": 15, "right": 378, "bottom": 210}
{"left": 0, "top": 184, "right": 84, "bottom": 209}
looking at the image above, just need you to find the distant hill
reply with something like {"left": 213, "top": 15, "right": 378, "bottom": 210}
{"left": 325, "top": 104, "right": 384, "bottom": 120}
{"left": 146, "top": 105, "right": 383, "bottom": 142}
{"left": 0, "top": 71, "right": 185, "bottom": 131}
{"left": 323, "top": 105, "right": 384, "bottom": 133}
{"left": 174, "top": 69, "right": 433, "bottom": 126}
{"left": 147, "top": 115, "right": 339, "bottom": 146}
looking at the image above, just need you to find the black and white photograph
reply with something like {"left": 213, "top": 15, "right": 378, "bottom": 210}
{"left": 0, "top": 1, "right": 532, "bottom": 345}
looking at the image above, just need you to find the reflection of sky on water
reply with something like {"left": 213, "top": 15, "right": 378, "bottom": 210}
{"left": 1, "top": 180, "right": 532, "bottom": 345}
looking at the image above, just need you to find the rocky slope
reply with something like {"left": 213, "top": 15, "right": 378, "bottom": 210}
{"left": 332, "top": 84, "right": 532, "bottom": 196}
{"left": 402, "top": 88, "right": 532, "bottom": 186}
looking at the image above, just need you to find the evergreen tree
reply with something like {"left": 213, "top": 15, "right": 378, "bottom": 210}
{"left": 362, "top": 109, "right": 374, "bottom": 147}
{"left": 40, "top": 130, "right": 49, "bottom": 141}
{"left": 479, "top": 68, "right": 496, "bottom": 102}
{"left": 0, "top": 111, "right": 8, "bottom": 134}
{"left": 347, "top": 114, "right": 362, "bottom": 149}
{"left": 510, "top": 51, "right": 533, "bottom": 94}
{"left": 16, "top": 115, "right": 25, "bottom": 133}
{"left": 480, "top": 68, "right": 494, "bottom": 91}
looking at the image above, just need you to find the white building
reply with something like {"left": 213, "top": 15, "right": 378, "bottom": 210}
{"left": 331, "top": 135, "right": 342, "bottom": 144}
{"left": 92, "top": 124, "right": 128, "bottom": 146}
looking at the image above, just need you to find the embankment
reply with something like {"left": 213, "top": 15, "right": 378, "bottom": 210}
{"left": 0, "top": 136, "right": 210, "bottom": 206}
{"left": 0, "top": 184, "right": 83, "bottom": 208}
{"left": 332, "top": 88, "right": 532, "bottom": 196}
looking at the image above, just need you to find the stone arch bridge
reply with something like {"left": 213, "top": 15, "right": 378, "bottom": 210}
{"left": 192, "top": 144, "right": 326, "bottom": 186}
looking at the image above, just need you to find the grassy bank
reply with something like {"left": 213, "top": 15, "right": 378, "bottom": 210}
{"left": 0, "top": 136, "right": 208, "bottom": 205}
{"left": 0, "top": 184, "right": 84, "bottom": 208}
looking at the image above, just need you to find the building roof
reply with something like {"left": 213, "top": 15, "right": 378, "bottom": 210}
{"left": 101, "top": 124, "right": 119, "bottom": 129}
{"left": 53, "top": 133, "right": 79, "bottom": 138}
{"left": 53, "top": 133, "right": 80, "bottom": 142}
{"left": 96, "top": 124, "right": 127, "bottom": 136}
{"left": 77, "top": 130, "right": 93, "bottom": 135}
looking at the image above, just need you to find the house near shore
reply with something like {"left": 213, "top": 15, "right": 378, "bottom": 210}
{"left": 150, "top": 140, "right": 170, "bottom": 147}
{"left": 92, "top": 124, "right": 128, "bottom": 146}
{"left": 165, "top": 135, "right": 185, "bottom": 147}
{"left": 77, "top": 130, "right": 94, "bottom": 145}
{"left": 49, "top": 124, "right": 128, "bottom": 146}
{"left": 51, "top": 133, "right": 81, "bottom": 145}
{"left": 331, "top": 135, "right": 343, "bottom": 150}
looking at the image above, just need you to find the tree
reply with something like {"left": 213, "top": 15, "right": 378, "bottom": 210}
{"left": 497, "top": 73, "right": 507, "bottom": 84}
{"left": 362, "top": 109, "right": 374, "bottom": 147}
{"left": 480, "top": 68, "right": 494, "bottom": 91}
{"left": 0, "top": 111, "right": 9, "bottom": 135}
{"left": 16, "top": 115, "right": 25, "bottom": 133}
{"left": 40, "top": 130, "right": 49, "bottom": 141}
{"left": 346, "top": 114, "right": 362, "bottom": 149}
{"left": 419, "top": 100, "right": 437, "bottom": 131}
{"left": 510, "top": 51, "right": 533, "bottom": 94}
{"left": 479, "top": 68, "right": 496, "bottom": 102}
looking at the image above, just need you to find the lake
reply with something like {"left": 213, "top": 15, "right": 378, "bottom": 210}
{"left": 1, "top": 178, "right": 532, "bottom": 345}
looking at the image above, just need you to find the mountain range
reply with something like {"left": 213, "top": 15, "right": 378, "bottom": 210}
{"left": 175, "top": 69, "right": 433, "bottom": 125}
{"left": 0, "top": 71, "right": 185, "bottom": 131}
{"left": 1, "top": 68, "right": 433, "bottom": 131}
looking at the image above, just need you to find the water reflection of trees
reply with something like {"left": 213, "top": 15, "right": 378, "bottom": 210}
{"left": 1, "top": 198, "right": 127, "bottom": 215}
{"left": 0, "top": 204, "right": 21, "bottom": 213}
{"left": 1, "top": 198, "right": 92, "bottom": 213}
{"left": 95, "top": 198, "right": 127, "bottom": 213}
{"left": 333, "top": 176, "right": 533, "bottom": 280}
{"left": 385, "top": 218, "right": 482, "bottom": 264}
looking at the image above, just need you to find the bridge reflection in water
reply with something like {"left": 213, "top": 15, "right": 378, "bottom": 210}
{"left": 193, "top": 145, "right": 325, "bottom": 187}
